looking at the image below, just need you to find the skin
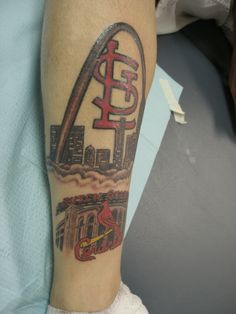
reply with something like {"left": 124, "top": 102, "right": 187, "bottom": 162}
{"left": 41, "top": 0, "right": 157, "bottom": 312}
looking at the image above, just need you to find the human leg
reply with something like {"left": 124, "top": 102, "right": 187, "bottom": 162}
{"left": 41, "top": 1, "right": 157, "bottom": 311}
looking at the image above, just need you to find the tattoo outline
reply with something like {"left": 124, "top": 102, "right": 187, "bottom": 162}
{"left": 49, "top": 23, "right": 146, "bottom": 261}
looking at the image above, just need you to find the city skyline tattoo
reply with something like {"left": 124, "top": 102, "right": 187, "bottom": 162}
{"left": 49, "top": 23, "right": 146, "bottom": 261}
{"left": 49, "top": 123, "right": 137, "bottom": 176}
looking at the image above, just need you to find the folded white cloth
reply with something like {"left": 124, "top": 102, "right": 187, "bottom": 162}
{"left": 47, "top": 282, "right": 149, "bottom": 314}
{"left": 156, "top": 0, "right": 233, "bottom": 41}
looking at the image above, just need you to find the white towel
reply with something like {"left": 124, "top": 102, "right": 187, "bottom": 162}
{"left": 47, "top": 282, "right": 149, "bottom": 314}
{"left": 156, "top": 0, "right": 233, "bottom": 43}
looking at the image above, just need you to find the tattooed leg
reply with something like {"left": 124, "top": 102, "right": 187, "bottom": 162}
{"left": 41, "top": 0, "right": 157, "bottom": 312}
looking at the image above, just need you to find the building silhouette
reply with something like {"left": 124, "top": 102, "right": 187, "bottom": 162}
{"left": 50, "top": 125, "right": 61, "bottom": 161}
{"left": 62, "top": 126, "right": 85, "bottom": 164}
{"left": 84, "top": 145, "right": 95, "bottom": 167}
{"left": 96, "top": 149, "right": 110, "bottom": 170}
{"left": 50, "top": 125, "right": 85, "bottom": 164}
{"left": 113, "top": 118, "right": 126, "bottom": 169}
{"left": 50, "top": 121, "right": 138, "bottom": 171}
{"left": 123, "top": 132, "right": 137, "bottom": 168}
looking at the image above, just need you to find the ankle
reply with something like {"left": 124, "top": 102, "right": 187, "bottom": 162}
{"left": 50, "top": 273, "right": 121, "bottom": 312}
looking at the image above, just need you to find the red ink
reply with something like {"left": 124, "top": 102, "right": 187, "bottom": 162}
{"left": 93, "top": 40, "right": 139, "bottom": 130}
{"left": 74, "top": 201, "right": 122, "bottom": 261}
{"left": 98, "top": 201, "right": 122, "bottom": 249}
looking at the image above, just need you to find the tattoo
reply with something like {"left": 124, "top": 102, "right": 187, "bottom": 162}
{"left": 56, "top": 191, "right": 128, "bottom": 261}
{"left": 49, "top": 23, "right": 146, "bottom": 261}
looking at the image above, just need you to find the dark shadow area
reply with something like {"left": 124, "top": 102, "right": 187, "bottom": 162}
{"left": 181, "top": 20, "right": 236, "bottom": 133}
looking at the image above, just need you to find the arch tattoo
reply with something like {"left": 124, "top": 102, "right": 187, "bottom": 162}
{"left": 48, "top": 23, "right": 146, "bottom": 261}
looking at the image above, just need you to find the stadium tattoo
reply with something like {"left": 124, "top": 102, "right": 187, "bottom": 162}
{"left": 48, "top": 23, "right": 146, "bottom": 261}
{"left": 55, "top": 191, "right": 129, "bottom": 261}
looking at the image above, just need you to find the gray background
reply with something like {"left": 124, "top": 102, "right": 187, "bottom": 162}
{"left": 122, "top": 32, "right": 236, "bottom": 314}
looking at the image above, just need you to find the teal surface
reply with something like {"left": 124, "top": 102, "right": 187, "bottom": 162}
{"left": 0, "top": 1, "right": 182, "bottom": 313}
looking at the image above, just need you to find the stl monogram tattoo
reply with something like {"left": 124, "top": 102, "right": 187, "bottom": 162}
{"left": 48, "top": 23, "right": 146, "bottom": 261}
